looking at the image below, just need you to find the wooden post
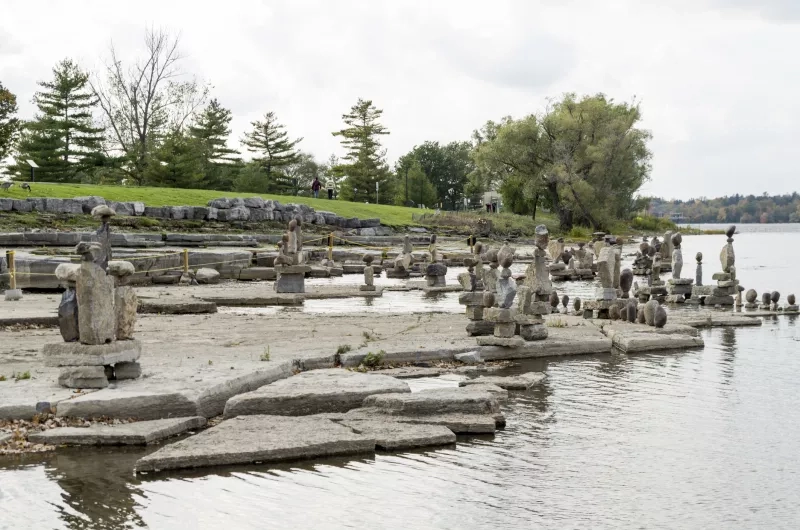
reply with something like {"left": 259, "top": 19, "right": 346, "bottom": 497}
{"left": 328, "top": 233, "right": 334, "bottom": 261}
{"left": 6, "top": 250, "right": 15, "bottom": 290}
{"left": 183, "top": 249, "right": 189, "bottom": 274}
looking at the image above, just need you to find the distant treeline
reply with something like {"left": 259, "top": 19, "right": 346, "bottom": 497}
{"left": 650, "top": 193, "right": 800, "bottom": 224}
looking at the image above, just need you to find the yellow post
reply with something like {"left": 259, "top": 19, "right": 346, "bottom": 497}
{"left": 328, "top": 233, "right": 334, "bottom": 261}
{"left": 182, "top": 249, "right": 189, "bottom": 274}
{"left": 6, "top": 250, "right": 16, "bottom": 290}
{"left": 469, "top": 234, "right": 474, "bottom": 253}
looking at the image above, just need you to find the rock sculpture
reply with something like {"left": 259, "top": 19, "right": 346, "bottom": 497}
{"left": 786, "top": 294, "right": 798, "bottom": 312}
{"left": 695, "top": 252, "right": 703, "bottom": 286}
{"left": 573, "top": 298, "right": 582, "bottom": 313}
{"left": 760, "top": 292, "right": 772, "bottom": 310}
{"left": 42, "top": 208, "right": 142, "bottom": 389}
{"left": 561, "top": 295, "right": 570, "bottom": 313}
{"left": 360, "top": 255, "right": 376, "bottom": 292}
{"left": 654, "top": 305, "right": 667, "bottom": 328}
{"left": 620, "top": 269, "right": 633, "bottom": 299}
{"left": 744, "top": 289, "right": 758, "bottom": 309}
{"left": 390, "top": 235, "right": 414, "bottom": 278}
{"left": 274, "top": 218, "right": 312, "bottom": 293}
{"left": 704, "top": 226, "right": 737, "bottom": 306}
{"left": 665, "top": 232, "right": 693, "bottom": 304}
{"left": 770, "top": 291, "right": 781, "bottom": 311}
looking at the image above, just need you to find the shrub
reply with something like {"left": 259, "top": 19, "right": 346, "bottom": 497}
{"left": 362, "top": 351, "right": 385, "bottom": 368}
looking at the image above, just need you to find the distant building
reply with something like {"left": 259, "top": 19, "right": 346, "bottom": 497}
{"left": 482, "top": 190, "right": 502, "bottom": 212}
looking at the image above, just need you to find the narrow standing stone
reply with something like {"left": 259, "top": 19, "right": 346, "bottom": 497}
{"left": 115, "top": 286, "right": 137, "bottom": 340}
{"left": 77, "top": 261, "right": 116, "bottom": 345}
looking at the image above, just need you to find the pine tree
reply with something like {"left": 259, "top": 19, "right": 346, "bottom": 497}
{"left": 188, "top": 98, "right": 240, "bottom": 190}
{"left": 332, "top": 98, "right": 391, "bottom": 203}
{"left": 143, "top": 129, "right": 204, "bottom": 189}
{"left": 10, "top": 59, "right": 103, "bottom": 181}
{"left": 0, "top": 81, "right": 20, "bottom": 166}
{"left": 241, "top": 111, "right": 302, "bottom": 192}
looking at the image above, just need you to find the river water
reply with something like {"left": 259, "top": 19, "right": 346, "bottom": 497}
{"left": 2, "top": 224, "right": 799, "bottom": 529}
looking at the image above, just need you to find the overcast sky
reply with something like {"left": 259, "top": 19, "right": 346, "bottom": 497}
{"left": 1, "top": 0, "right": 797, "bottom": 199}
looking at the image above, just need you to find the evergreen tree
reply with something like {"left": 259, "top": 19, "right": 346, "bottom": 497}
{"left": 188, "top": 98, "right": 240, "bottom": 190}
{"left": 393, "top": 160, "right": 437, "bottom": 207}
{"left": 11, "top": 59, "right": 104, "bottom": 181}
{"left": 241, "top": 111, "right": 302, "bottom": 192}
{"left": 0, "top": 81, "right": 20, "bottom": 166}
{"left": 332, "top": 98, "right": 392, "bottom": 203}
{"left": 142, "top": 129, "right": 204, "bottom": 189}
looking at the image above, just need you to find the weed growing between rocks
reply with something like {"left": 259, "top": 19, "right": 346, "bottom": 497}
{"left": 547, "top": 318, "right": 567, "bottom": 328}
{"left": 336, "top": 344, "right": 352, "bottom": 355}
{"left": 260, "top": 347, "right": 271, "bottom": 361}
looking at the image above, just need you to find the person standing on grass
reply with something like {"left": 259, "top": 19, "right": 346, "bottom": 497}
{"left": 311, "top": 177, "right": 322, "bottom": 198}
{"left": 325, "top": 177, "right": 336, "bottom": 199}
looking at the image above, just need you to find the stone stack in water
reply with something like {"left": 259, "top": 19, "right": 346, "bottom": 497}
{"left": 584, "top": 245, "right": 619, "bottom": 319}
{"left": 424, "top": 235, "right": 447, "bottom": 287}
{"left": 458, "top": 256, "right": 493, "bottom": 336}
{"left": 659, "top": 231, "right": 674, "bottom": 273}
{"left": 360, "top": 255, "right": 376, "bottom": 292}
{"left": 632, "top": 237, "right": 653, "bottom": 275}
{"left": 274, "top": 218, "right": 312, "bottom": 293}
{"left": 786, "top": 294, "right": 798, "bottom": 312}
{"left": 43, "top": 206, "right": 142, "bottom": 389}
{"left": 477, "top": 244, "right": 526, "bottom": 347}
{"left": 387, "top": 235, "right": 414, "bottom": 279}
{"left": 514, "top": 225, "right": 552, "bottom": 340}
{"left": 666, "top": 232, "right": 694, "bottom": 304}
{"left": 704, "top": 226, "right": 738, "bottom": 306}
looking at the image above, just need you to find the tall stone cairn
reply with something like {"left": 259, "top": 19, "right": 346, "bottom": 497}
{"left": 666, "top": 232, "right": 693, "bottom": 304}
{"left": 706, "top": 225, "right": 738, "bottom": 306}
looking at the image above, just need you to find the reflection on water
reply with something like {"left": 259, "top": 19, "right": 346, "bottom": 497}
{"left": 3, "top": 232, "right": 800, "bottom": 529}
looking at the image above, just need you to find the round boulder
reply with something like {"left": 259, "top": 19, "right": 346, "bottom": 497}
{"left": 771, "top": 291, "right": 780, "bottom": 304}
{"left": 644, "top": 300, "right": 660, "bottom": 326}
{"left": 549, "top": 291, "right": 559, "bottom": 308}
{"left": 745, "top": 289, "right": 757, "bottom": 304}
{"left": 627, "top": 300, "right": 637, "bottom": 323}
{"left": 671, "top": 232, "right": 682, "bottom": 248}
{"left": 788, "top": 294, "right": 796, "bottom": 305}
{"left": 726, "top": 225, "right": 736, "bottom": 238}
{"left": 561, "top": 295, "right": 569, "bottom": 309}
{"left": 107, "top": 260, "right": 135, "bottom": 277}
{"left": 609, "top": 305, "right": 621, "bottom": 320}
{"left": 91, "top": 204, "right": 116, "bottom": 218}
{"left": 363, "top": 254, "right": 375, "bottom": 265}
{"left": 762, "top": 292, "right": 771, "bottom": 306}
{"left": 696, "top": 252, "right": 703, "bottom": 263}
{"left": 620, "top": 269, "right": 633, "bottom": 293}
{"left": 195, "top": 267, "right": 221, "bottom": 284}
{"left": 654, "top": 305, "right": 667, "bottom": 328}
{"left": 54, "top": 263, "right": 80, "bottom": 283}
{"left": 573, "top": 298, "right": 582, "bottom": 312}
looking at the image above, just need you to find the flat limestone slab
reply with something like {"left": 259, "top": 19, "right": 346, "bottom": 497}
{"left": 343, "top": 408, "right": 497, "bottom": 434}
{"left": 459, "top": 372, "right": 546, "bottom": 390}
{"left": 363, "top": 387, "right": 501, "bottom": 417}
{"left": 57, "top": 390, "right": 198, "bottom": 420}
{"left": 28, "top": 417, "right": 206, "bottom": 446}
{"left": 480, "top": 327, "right": 612, "bottom": 360}
{"left": 612, "top": 332, "right": 705, "bottom": 353}
{"left": 43, "top": 340, "right": 142, "bottom": 367}
{"left": 198, "top": 294, "right": 303, "bottom": 306}
{"left": 134, "top": 415, "right": 375, "bottom": 473}
{"left": 224, "top": 369, "right": 411, "bottom": 419}
{"left": 340, "top": 419, "right": 456, "bottom": 450}
{"left": 137, "top": 300, "right": 218, "bottom": 314}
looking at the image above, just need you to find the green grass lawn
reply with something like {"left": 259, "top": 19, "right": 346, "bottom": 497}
{"left": 2, "top": 182, "right": 424, "bottom": 226}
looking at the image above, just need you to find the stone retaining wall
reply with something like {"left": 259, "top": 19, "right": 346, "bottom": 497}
{"left": 0, "top": 195, "right": 381, "bottom": 229}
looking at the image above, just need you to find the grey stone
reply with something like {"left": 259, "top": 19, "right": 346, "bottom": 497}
{"left": 426, "top": 263, "right": 447, "bottom": 276}
{"left": 339, "top": 419, "right": 455, "bottom": 450}
{"left": 597, "top": 247, "right": 615, "bottom": 288}
{"left": 789, "top": 294, "right": 796, "bottom": 305}
{"left": 520, "top": 322, "right": 547, "bottom": 341}
{"left": 771, "top": 291, "right": 781, "bottom": 304}
{"left": 152, "top": 274, "right": 180, "bottom": 285}
{"left": 0, "top": 198, "right": 13, "bottom": 211}
{"left": 11, "top": 199, "right": 33, "bottom": 212}
{"left": 745, "top": 289, "right": 757, "bottom": 304}
{"left": 29, "top": 417, "right": 206, "bottom": 446}
{"left": 58, "top": 366, "right": 109, "bottom": 389}
{"left": 363, "top": 387, "right": 501, "bottom": 417}
{"left": 654, "top": 305, "right": 668, "bottom": 328}
{"left": 344, "top": 408, "right": 497, "bottom": 434}
{"left": 672, "top": 248, "right": 683, "bottom": 279}
{"left": 455, "top": 351, "right": 482, "bottom": 363}
{"left": 58, "top": 288, "right": 80, "bottom": 342}
{"left": 466, "top": 320, "right": 495, "bottom": 336}
{"left": 43, "top": 340, "right": 142, "bottom": 367}
{"left": 195, "top": 268, "right": 221, "bottom": 284}
{"left": 114, "top": 361, "right": 141, "bottom": 380}
{"left": 224, "top": 369, "right": 410, "bottom": 418}
{"left": 720, "top": 242, "right": 735, "bottom": 273}
{"left": 458, "top": 372, "right": 545, "bottom": 390}
{"left": 208, "top": 198, "right": 231, "bottom": 209}
{"left": 77, "top": 262, "right": 116, "bottom": 344}
{"left": 4, "top": 288, "right": 23, "bottom": 301}
{"left": 244, "top": 197, "right": 265, "bottom": 208}
{"left": 644, "top": 300, "right": 659, "bottom": 326}
{"left": 627, "top": 300, "right": 637, "bottom": 323}
{"left": 275, "top": 270, "right": 307, "bottom": 293}
{"left": 496, "top": 269, "right": 517, "bottom": 309}
{"left": 143, "top": 206, "right": 169, "bottom": 218}
{"left": 56, "top": 390, "right": 197, "bottom": 421}
{"left": 134, "top": 415, "right": 375, "bottom": 473}
{"left": 107, "top": 260, "right": 135, "bottom": 277}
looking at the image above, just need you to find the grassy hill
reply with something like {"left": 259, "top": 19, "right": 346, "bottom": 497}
{"left": 2, "top": 182, "right": 423, "bottom": 227}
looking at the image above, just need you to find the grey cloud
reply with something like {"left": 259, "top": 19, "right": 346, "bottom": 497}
{"left": 709, "top": 0, "right": 800, "bottom": 21}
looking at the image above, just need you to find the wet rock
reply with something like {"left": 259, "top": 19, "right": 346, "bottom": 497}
{"left": 108, "top": 260, "right": 135, "bottom": 277}
{"left": 745, "top": 289, "right": 757, "bottom": 304}
{"left": 29, "top": 417, "right": 206, "bottom": 446}
{"left": 58, "top": 288, "right": 80, "bottom": 342}
{"left": 114, "top": 361, "right": 141, "bottom": 380}
{"left": 458, "top": 372, "right": 545, "bottom": 390}
{"left": 195, "top": 268, "right": 221, "bottom": 284}
{"left": 135, "top": 415, "right": 375, "bottom": 473}
{"left": 339, "top": 419, "right": 455, "bottom": 450}
{"left": 44, "top": 340, "right": 141, "bottom": 367}
{"left": 654, "top": 305, "right": 667, "bottom": 328}
{"left": 455, "top": 351, "right": 482, "bottom": 364}
{"left": 343, "top": 408, "right": 497, "bottom": 434}
{"left": 771, "top": 291, "right": 780, "bottom": 304}
{"left": 55, "top": 263, "right": 80, "bottom": 283}
{"left": 223, "top": 369, "right": 410, "bottom": 418}
{"left": 363, "top": 387, "right": 501, "bottom": 418}
{"left": 644, "top": 300, "right": 659, "bottom": 326}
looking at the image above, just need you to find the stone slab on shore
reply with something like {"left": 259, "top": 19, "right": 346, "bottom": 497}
{"left": 223, "top": 369, "right": 410, "bottom": 419}
{"left": 459, "top": 373, "right": 546, "bottom": 390}
{"left": 339, "top": 419, "right": 456, "bottom": 450}
{"left": 342, "top": 408, "right": 498, "bottom": 434}
{"left": 134, "top": 415, "right": 376, "bottom": 473}
{"left": 363, "top": 387, "right": 502, "bottom": 417}
{"left": 611, "top": 332, "right": 705, "bottom": 353}
{"left": 28, "top": 417, "right": 206, "bottom": 445}
{"left": 198, "top": 293, "right": 303, "bottom": 306}
{"left": 137, "top": 299, "right": 218, "bottom": 314}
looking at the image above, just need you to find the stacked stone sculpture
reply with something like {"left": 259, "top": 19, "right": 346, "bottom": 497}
{"left": 584, "top": 246, "right": 618, "bottom": 319}
{"left": 43, "top": 206, "right": 142, "bottom": 389}
{"left": 695, "top": 252, "right": 703, "bottom": 286}
{"left": 549, "top": 241, "right": 594, "bottom": 281}
{"left": 786, "top": 294, "right": 798, "bottom": 312}
{"left": 705, "top": 225, "right": 737, "bottom": 306}
{"left": 759, "top": 292, "right": 772, "bottom": 310}
{"left": 660, "top": 231, "right": 674, "bottom": 273}
{"left": 632, "top": 237, "right": 653, "bottom": 275}
{"left": 274, "top": 218, "right": 312, "bottom": 293}
{"left": 666, "top": 232, "right": 694, "bottom": 304}
{"left": 477, "top": 244, "right": 525, "bottom": 347}
{"left": 459, "top": 252, "right": 493, "bottom": 336}
{"left": 424, "top": 235, "right": 448, "bottom": 288}
{"left": 360, "top": 255, "right": 376, "bottom": 292}
{"left": 744, "top": 289, "right": 758, "bottom": 309}
{"left": 388, "top": 235, "right": 414, "bottom": 279}
{"left": 620, "top": 269, "right": 633, "bottom": 299}
{"left": 770, "top": 291, "right": 781, "bottom": 311}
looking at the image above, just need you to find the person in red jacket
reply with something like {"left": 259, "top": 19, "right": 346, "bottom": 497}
{"left": 311, "top": 177, "right": 322, "bottom": 198}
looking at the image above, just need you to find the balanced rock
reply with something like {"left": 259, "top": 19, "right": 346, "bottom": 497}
{"left": 771, "top": 291, "right": 780, "bottom": 304}
{"left": 654, "top": 305, "right": 667, "bottom": 328}
{"left": 55, "top": 263, "right": 80, "bottom": 283}
{"left": 643, "top": 300, "right": 659, "bottom": 326}
{"left": 91, "top": 204, "right": 116, "bottom": 218}
{"left": 620, "top": 268, "right": 633, "bottom": 296}
{"left": 789, "top": 294, "right": 796, "bottom": 305}
{"left": 745, "top": 289, "right": 757, "bottom": 304}
{"left": 195, "top": 268, "right": 221, "bottom": 284}
{"left": 107, "top": 260, "right": 135, "bottom": 277}
{"left": 762, "top": 292, "right": 772, "bottom": 306}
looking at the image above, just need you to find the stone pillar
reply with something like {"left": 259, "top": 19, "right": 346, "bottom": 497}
{"left": 695, "top": 252, "right": 703, "bottom": 286}
{"left": 77, "top": 261, "right": 116, "bottom": 345}
{"left": 275, "top": 265, "right": 312, "bottom": 293}
{"left": 706, "top": 226, "right": 737, "bottom": 306}
{"left": 425, "top": 262, "right": 447, "bottom": 287}
{"left": 360, "top": 255, "right": 377, "bottom": 292}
